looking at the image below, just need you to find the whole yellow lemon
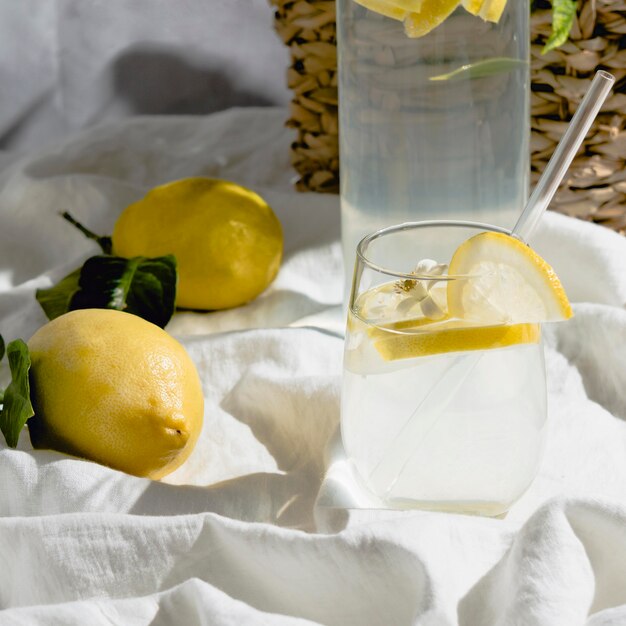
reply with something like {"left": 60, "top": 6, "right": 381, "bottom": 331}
{"left": 27, "top": 309, "right": 204, "bottom": 479}
{"left": 112, "top": 177, "right": 283, "bottom": 310}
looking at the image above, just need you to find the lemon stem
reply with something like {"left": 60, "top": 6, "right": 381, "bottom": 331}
{"left": 61, "top": 211, "right": 113, "bottom": 254}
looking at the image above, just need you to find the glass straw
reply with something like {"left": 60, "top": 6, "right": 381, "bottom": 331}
{"left": 512, "top": 70, "right": 615, "bottom": 242}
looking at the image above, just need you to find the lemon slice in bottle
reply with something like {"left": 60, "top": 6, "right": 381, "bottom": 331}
{"left": 353, "top": 0, "right": 506, "bottom": 34}
{"left": 404, "top": 0, "right": 461, "bottom": 38}
{"left": 447, "top": 231, "right": 573, "bottom": 324}
{"left": 461, "top": 0, "right": 508, "bottom": 22}
{"left": 353, "top": 0, "right": 426, "bottom": 21}
{"left": 353, "top": 0, "right": 408, "bottom": 21}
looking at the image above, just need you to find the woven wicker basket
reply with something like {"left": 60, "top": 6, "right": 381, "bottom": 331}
{"left": 271, "top": 0, "right": 626, "bottom": 234}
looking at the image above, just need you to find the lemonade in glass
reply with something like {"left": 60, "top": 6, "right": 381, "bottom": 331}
{"left": 341, "top": 221, "right": 572, "bottom": 516}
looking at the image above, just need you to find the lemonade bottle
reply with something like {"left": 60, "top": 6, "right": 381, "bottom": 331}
{"left": 337, "top": 0, "right": 530, "bottom": 287}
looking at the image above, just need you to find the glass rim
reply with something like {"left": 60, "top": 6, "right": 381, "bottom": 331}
{"left": 355, "top": 219, "right": 512, "bottom": 281}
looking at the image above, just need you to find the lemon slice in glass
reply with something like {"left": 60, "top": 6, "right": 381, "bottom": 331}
{"left": 461, "top": 0, "right": 508, "bottom": 22}
{"left": 371, "top": 319, "right": 539, "bottom": 361}
{"left": 447, "top": 232, "right": 573, "bottom": 325}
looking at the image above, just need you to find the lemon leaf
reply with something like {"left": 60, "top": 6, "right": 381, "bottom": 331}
{"left": 429, "top": 57, "right": 527, "bottom": 81}
{"left": 36, "top": 268, "right": 82, "bottom": 321}
{"left": 36, "top": 255, "right": 178, "bottom": 329}
{"left": 0, "top": 334, "right": 4, "bottom": 405}
{"left": 542, "top": 0, "right": 577, "bottom": 54}
{"left": 0, "top": 340, "right": 35, "bottom": 449}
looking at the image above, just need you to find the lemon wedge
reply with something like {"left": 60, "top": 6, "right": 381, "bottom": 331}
{"left": 404, "top": 0, "right": 461, "bottom": 38}
{"left": 447, "top": 232, "right": 573, "bottom": 325}
{"left": 371, "top": 319, "right": 540, "bottom": 361}
{"left": 461, "top": 0, "right": 508, "bottom": 22}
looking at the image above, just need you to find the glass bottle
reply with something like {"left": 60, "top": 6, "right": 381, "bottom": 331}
{"left": 337, "top": 1, "right": 530, "bottom": 283}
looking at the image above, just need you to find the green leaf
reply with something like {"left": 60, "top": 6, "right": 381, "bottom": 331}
{"left": 36, "top": 268, "right": 82, "bottom": 321}
{"left": 0, "top": 335, "right": 6, "bottom": 405}
{"left": 37, "top": 255, "right": 177, "bottom": 328}
{"left": 543, "top": 0, "right": 577, "bottom": 54}
{"left": 0, "top": 340, "right": 34, "bottom": 448}
{"left": 429, "top": 57, "right": 528, "bottom": 82}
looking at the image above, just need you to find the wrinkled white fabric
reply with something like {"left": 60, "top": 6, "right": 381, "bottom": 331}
{"left": 0, "top": 108, "right": 625, "bottom": 625}
{"left": 0, "top": 0, "right": 290, "bottom": 151}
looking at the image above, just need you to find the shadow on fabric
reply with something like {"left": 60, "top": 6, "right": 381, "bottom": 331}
{"left": 112, "top": 44, "right": 275, "bottom": 116}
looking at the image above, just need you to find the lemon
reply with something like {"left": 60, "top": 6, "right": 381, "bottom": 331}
{"left": 112, "top": 178, "right": 283, "bottom": 311}
{"left": 447, "top": 232, "right": 573, "bottom": 324}
{"left": 371, "top": 319, "right": 540, "bottom": 361}
{"left": 462, "top": 0, "right": 508, "bottom": 22}
{"left": 27, "top": 309, "right": 204, "bottom": 479}
{"left": 404, "top": 0, "right": 461, "bottom": 38}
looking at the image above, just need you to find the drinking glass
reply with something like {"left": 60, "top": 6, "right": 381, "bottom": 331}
{"left": 341, "top": 221, "right": 547, "bottom": 516}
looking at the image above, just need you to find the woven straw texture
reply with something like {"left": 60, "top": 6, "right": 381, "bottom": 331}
{"left": 531, "top": 1, "right": 626, "bottom": 234}
{"left": 271, "top": 0, "right": 626, "bottom": 233}
{"left": 270, "top": 0, "right": 340, "bottom": 193}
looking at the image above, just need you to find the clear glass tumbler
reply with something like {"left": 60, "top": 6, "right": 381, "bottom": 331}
{"left": 341, "top": 221, "right": 547, "bottom": 516}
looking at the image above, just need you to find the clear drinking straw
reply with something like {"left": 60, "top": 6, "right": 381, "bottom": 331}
{"left": 512, "top": 70, "right": 615, "bottom": 242}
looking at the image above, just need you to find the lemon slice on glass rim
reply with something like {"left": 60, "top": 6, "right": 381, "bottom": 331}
{"left": 447, "top": 231, "right": 573, "bottom": 325}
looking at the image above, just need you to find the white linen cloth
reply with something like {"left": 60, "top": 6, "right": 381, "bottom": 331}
{"left": 0, "top": 0, "right": 290, "bottom": 151}
{"left": 0, "top": 107, "right": 625, "bottom": 625}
